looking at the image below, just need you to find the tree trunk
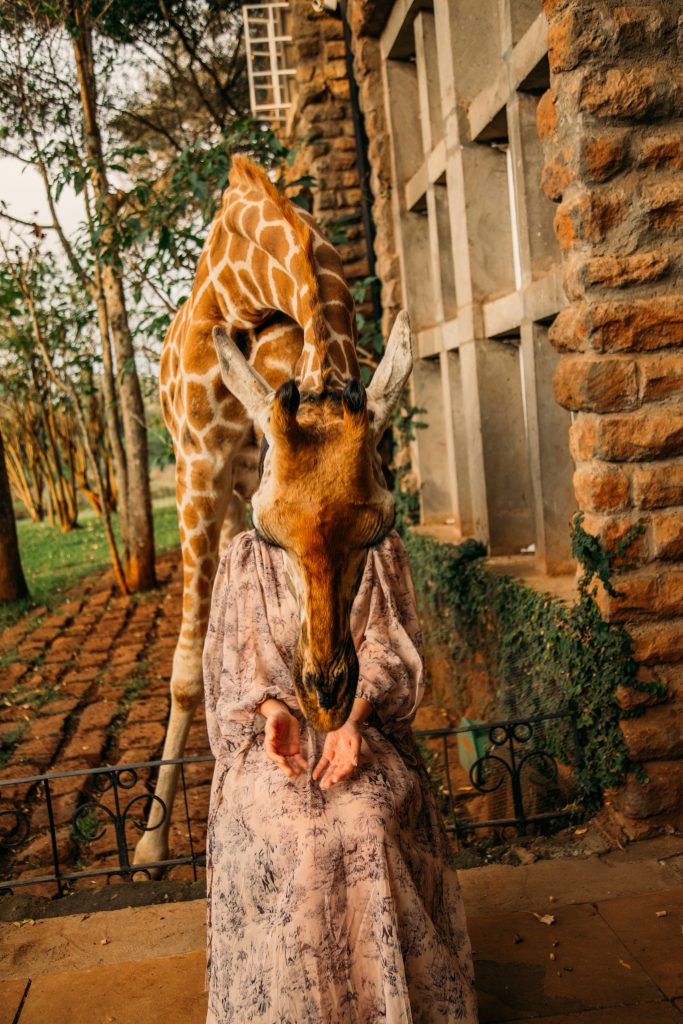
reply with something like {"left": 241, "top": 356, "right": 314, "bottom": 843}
{"left": 71, "top": 8, "right": 156, "bottom": 590}
{"left": 26, "top": 292, "right": 130, "bottom": 596}
{"left": 0, "top": 426, "right": 29, "bottom": 603}
{"left": 94, "top": 268, "right": 129, "bottom": 539}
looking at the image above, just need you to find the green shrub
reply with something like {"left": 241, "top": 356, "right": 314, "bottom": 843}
{"left": 401, "top": 515, "right": 664, "bottom": 806}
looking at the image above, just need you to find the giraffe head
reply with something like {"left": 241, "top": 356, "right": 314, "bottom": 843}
{"left": 213, "top": 312, "right": 413, "bottom": 731}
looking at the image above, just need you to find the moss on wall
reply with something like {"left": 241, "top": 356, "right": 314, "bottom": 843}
{"left": 402, "top": 517, "right": 664, "bottom": 806}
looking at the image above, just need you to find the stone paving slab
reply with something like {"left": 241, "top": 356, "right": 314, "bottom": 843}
{"left": 472, "top": 901, "right": 661, "bottom": 1022}
{"left": 18, "top": 950, "right": 207, "bottom": 1024}
{"left": 1, "top": 978, "right": 29, "bottom": 1024}
{"left": 459, "top": 836, "right": 683, "bottom": 918}
{"left": 0, "top": 899, "right": 205, "bottom": 980}
{"left": 2, "top": 844, "right": 682, "bottom": 1024}
{"left": 510, "top": 1005, "right": 683, "bottom": 1024}
{"left": 597, "top": 887, "right": 683, "bottom": 1000}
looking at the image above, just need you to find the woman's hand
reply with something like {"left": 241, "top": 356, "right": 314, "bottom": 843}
{"left": 261, "top": 701, "right": 308, "bottom": 779}
{"left": 312, "top": 720, "right": 362, "bottom": 789}
{"left": 312, "top": 697, "right": 374, "bottom": 789}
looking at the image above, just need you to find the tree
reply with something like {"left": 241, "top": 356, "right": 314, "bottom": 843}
{"left": 0, "top": 0, "right": 157, "bottom": 589}
{"left": 0, "top": 424, "right": 29, "bottom": 603}
{"left": 0, "top": 1, "right": 297, "bottom": 599}
{"left": 1, "top": 241, "right": 129, "bottom": 591}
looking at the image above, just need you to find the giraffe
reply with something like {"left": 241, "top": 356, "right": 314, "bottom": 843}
{"left": 133, "top": 157, "right": 412, "bottom": 866}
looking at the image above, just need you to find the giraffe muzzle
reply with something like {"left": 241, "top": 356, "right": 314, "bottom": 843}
{"left": 294, "top": 642, "right": 358, "bottom": 731}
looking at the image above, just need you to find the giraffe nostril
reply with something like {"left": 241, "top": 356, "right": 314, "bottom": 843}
{"left": 316, "top": 687, "right": 335, "bottom": 711}
{"left": 305, "top": 671, "right": 321, "bottom": 692}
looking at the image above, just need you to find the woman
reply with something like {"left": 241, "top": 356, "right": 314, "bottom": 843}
{"left": 203, "top": 527, "right": 478, "bottom": 1024}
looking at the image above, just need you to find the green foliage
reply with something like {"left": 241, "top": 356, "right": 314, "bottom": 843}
{"left": 571, "top": 512, "right": 647, "bottom": 598}
{"left": 390, "top": 401, "right": 426, "bottom": 530}
{"left": 400, "top": 515, "right": 664, "bottom": 806}
{"left": 349, "top": 275, "right": 383, "bottom": 384}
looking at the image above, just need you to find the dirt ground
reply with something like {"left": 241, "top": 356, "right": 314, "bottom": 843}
{"left": 0, "top": 549, "right": 213, "bottom": 894}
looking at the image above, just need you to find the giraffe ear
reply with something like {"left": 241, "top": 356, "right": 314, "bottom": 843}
{"left": 212, "top": 326, "right": 274, "bottom": 438}
{"left": 366, "top": 310, "right": 413, "bottom": 440}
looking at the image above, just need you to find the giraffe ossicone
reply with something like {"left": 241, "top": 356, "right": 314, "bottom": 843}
{"left": 134, "top": 156, "right": 412, "bottom": 867}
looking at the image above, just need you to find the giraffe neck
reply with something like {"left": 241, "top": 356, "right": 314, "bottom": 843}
{"left": 202, "top": 157, "right": 359, "bottom": 394}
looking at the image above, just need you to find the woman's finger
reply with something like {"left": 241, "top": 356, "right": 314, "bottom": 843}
{"left": 276, "top": 758, "right": 293, "bottom": 778}
{"left": 312, "top": 755, "right": 330, "bottom": 781}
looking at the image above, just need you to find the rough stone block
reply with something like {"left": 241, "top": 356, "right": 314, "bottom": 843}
{"left": 554, "top": 189, "right": 627, "bottom": 247}
{"left": 536, "top": 88, "right": 558, "bottom": 139}
{"left": 554, "top": 354, "right": 638, "bottom": 412}
{"left": 644, "top": 178, "right": 683, "bottom": 231}
{"left": 600, "top": 567, "right": 683, "bottom": 622}
{"left": 579, "top": 67, "right": 683, "bottom": 120}
{"left": 651, "top": 511, "right": 683, "bottom": 559}
{"left": 639, "top": 353, "right": 683, "bottom": 402}
{"left": 541, "top": 147, "right": 573, "bottom": 201}
{"left": 577, "top": 511, "right": 650, "bottom": 565}
{"left": 635, "top": 132, "right": 683, "bottom": 170}
{"left": 631, "top": 463, "right": 683, "bottom": 510}
{"left": 547, "top": 8, "right": 609, "bottom": 72}
{"left": 621, "top": 705, "right": 683, "bottom": 762}
{"left": 629, "top": 618, "right": 683, "bottom": 663}
{"left": 554, "top": 297, "right": 683, "bottom": 353}
{"left": 567, "top": 252, "right": 670, "bottom": 295}
{"left": 570, "top": 409, "right": 683, "bottom": 461}
{"left": 611, "top": 761, "right": 683, "bottom": 818}
{"left": 615, "top": 679, "right": 667, "bottom": 713}
{"left": 573, "top": 462, "right": 630, "bottom": 512}
{"left": 581, "top": 133, "right": 628, "bottom": 181}
{"left": 597, "top": 569, "right": 660, "bottom": 620}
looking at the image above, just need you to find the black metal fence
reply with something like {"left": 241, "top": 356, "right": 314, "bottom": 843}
{"left": 414, "top": 710, "right": 583, "bottom": 838}
{"left": 0, "top": 755, "right": 214, "bottom": 898}
{"left": 1, "top": 710, "right": 581, "bottom": 898}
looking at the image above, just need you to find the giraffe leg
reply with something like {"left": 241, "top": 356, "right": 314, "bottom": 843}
{"left": 133, "top": 461, "right": 236, "bottom": 869}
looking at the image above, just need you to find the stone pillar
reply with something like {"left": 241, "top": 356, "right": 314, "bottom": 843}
{"left": 284, "top": 1, "right": 369, "bottom": 283}
{"left": 538, "top": 0, "right": 683, "bottom": 834}
{"left": 343, "top": 1, "right": 404, "bottom": 337}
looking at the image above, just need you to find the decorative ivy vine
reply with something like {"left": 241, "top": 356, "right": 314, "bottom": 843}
{"left": 398, "top": 514, "right": 664, "bottom": 807}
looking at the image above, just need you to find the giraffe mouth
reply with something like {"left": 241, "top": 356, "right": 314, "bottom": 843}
{"left": 292, "top": 641, "right": 358, "bottom": 732}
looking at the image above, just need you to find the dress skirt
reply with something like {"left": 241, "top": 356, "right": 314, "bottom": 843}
{"left": 202, "top": 530, "right": 478, "bottom": 1024}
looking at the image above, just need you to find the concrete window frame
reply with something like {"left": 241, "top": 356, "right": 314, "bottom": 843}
{"left": 380, "top": 0, "right": 576, "bottom": 574}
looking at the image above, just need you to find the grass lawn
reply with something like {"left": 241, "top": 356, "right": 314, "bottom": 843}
{"left": 0, "top": 497, "right": 180, "bottom": 633}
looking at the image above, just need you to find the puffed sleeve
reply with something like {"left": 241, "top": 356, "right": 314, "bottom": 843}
{"left": 351, "top": 530, "right": 425, "bottom": 727}
{"left": 202, "top": 547, "right": 232, "bottom": 762}
{"left": 203, "top": 532, "right": 300, "bottom": 771}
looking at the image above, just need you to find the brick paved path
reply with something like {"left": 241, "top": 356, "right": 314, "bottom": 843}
{"left": 0, "top": 550, "right": 213, "bottom": 892}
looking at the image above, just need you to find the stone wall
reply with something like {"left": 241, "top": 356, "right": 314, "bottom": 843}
{"left": 285, "top": 0, "right": 401, "bottom": 339}
{"left": 538, "top": 0, "right": 683, "bottom": 835}
{"left": 343, "top": 0, "right": 402, "bottom": 338}
{"left": 284, "top": 1, "right": 368, "bottom": 283}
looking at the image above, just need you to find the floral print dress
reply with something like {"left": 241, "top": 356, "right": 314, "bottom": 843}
{"left": 202, "top": 529, "right": 478, "bottom": 1024}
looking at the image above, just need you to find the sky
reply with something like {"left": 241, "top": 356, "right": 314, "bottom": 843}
{"left": 0, "top": 156, "right": 83, "bottom": 244}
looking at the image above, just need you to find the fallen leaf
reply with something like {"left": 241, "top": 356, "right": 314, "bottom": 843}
{"left": 574, "top": 827, "right": 588, "bottom": 835}
{"left": 533, "top": 913, "right": 556, "bottom": 926}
